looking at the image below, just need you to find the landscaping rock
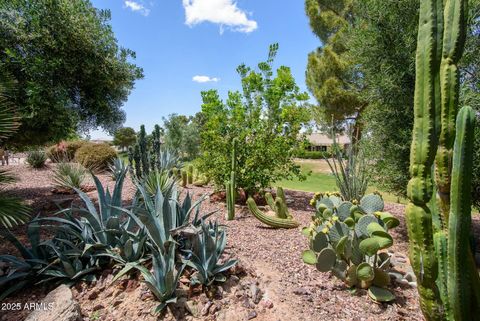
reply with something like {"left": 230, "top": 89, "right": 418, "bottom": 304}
{"left": 247, "top": 310, "right": 257, "bottom": 320}
{"left": 25, "top": 285, "right": 82, "bottom": 321}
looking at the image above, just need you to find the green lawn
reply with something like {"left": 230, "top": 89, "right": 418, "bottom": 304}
{"left": 277, "top": 162, "right": 406, "bottom": 204}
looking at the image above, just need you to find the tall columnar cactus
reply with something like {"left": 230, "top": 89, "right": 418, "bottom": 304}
{"left": 226, "top": 138, "right": 238, "bottom": 220}
{"left": 181, "top": 170, "right": 187, "bottom": 187}
{"left": 187, "top": 164, "right": 194, "bottom": 185}
{"left": 139, "top": 125, "right": 150, "bottom": 177}
{"left": 406, "top": 1, "right": 480, "bottom": 320}
{"left": 152, "top": 124, "right": 162, "bottom": 170}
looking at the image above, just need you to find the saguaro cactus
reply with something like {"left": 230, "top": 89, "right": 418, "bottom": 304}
{"left": 406, "top": 0, "right": 480, "bottom": 320}
{"left": 226, "top": 138, "right": 238, "bottom": 220}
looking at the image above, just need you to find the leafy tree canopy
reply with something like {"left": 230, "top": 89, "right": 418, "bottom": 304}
{"left": 198, "top": 44, "right": 311, "bottom": 194}
{"left": 305, "top": 0, "right": 366, "bottom": 133}
{"left": 163, "top": 113, "right": 201, "bottom": 161}
{"left": 112, "top": 127, "right": 136, "bottom": 151}
{"left": 344, "top": 0, "right": 480, "bottom": 197}
{"left": 0, "top": 0, "right": 143, "bottom": 147}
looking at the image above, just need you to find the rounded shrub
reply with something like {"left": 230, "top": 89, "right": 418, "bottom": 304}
{"left": 47, "top": 140, "right": 88, "bottom": 162}
{"left": 26, "top": 150, "right": 47, "bottom": 168}
{"left": 75, "top": 143, "right": 117, "bottom": 171}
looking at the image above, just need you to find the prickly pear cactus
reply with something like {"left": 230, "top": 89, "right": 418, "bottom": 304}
{"left": 303, "top": 192, "right": 397, "bottom": 301}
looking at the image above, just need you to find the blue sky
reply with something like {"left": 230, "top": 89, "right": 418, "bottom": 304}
{"left": 89, "top": 0, "right": 318, "bottom": 139}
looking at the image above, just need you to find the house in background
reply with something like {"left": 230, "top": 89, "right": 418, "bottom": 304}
{"left": 305, "top": 133, "right": 351, "bottom": 152}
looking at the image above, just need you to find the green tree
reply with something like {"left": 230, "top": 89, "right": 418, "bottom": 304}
{"left": 346, "top": 0, "right": 480, "bottom": 197}
{"left": 163, "top": 113, "right": 201, "bottom": 160}
{"left": 305, "top": 0, "right": 366, "bottom": 135}
{"left": 112, "top": 127, "right": 136, "bottom": 151}
{"left": 198, "top": 44, "right": 311, "bottom": 195}
{"left": 0, "top": 0, "right": 143, "bottom": 147}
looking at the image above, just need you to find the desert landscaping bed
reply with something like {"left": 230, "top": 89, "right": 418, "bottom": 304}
{"left": 2, "top": 164, "right": 480, "bottom": 320}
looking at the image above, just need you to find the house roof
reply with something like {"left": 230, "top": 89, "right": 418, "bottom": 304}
{"left": 306, "top": 133, "right": 351, "bottom": 146}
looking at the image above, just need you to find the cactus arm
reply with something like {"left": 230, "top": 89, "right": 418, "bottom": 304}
{"left": 435, "top": 0, "right": 468, "bottom": 222}
{"left": 247, "top": 197, "right": 299, "bottom": 229}
{"left": 226, "top": 138, "right": 238, "bottom": 220}
{"left": 265, "top": 192, "right": 276, "bottom": 212}
{"left": 226, "top": 171, "right": 236, "bottom": 220}
{"left": 433, "top": 231, "right": 452, "bottom": 320}
{"left": 447, "top": 106, "right": 475, "bottom": 321}
{"left": 274, "top": 198, "right": 289, "bottom": 219}
{"left": 406, "top": 0, "right": 445, "bottom": 319}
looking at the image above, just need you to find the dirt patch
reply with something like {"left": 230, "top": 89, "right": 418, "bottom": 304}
{"left": 4, "top": 165, "right": 480, "bottom": 320}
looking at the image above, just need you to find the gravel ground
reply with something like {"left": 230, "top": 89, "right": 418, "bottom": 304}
{"left": 3, "top": 164, "right": 480, "bottom": 320}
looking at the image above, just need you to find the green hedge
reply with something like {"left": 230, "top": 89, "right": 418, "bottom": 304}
{"left": 295, "top": 150, "right": 331, "bottom": 159}
{"left": 47, "top": 140, "right": 88, "bottom": 162}
{"left": 75, "top": 143, "right": 117, "bottom": 171}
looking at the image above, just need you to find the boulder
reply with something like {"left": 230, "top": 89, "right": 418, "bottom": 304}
{"left": 25, "top": 285, "right": 82, "bottom": 321}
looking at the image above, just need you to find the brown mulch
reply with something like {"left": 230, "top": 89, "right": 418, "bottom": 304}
{"left": 3, "top": 164, "right": 480, "bottom": 320}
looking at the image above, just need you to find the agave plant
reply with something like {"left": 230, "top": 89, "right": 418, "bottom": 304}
{"left": 109, "top": 157, "right": 128, "bottom": 181}
{"left": 0, "top": 223, "right": 49, "bottom": 299}
{"left": 141, "top": 169, "right": 177, "bottom": 199}
{"left": 39, "top": 239, "right": 99, "bottom": 285}
{"left": 44, "top": 165, "right": 129, "bottom": 251}
{"left": 184, "top": 221, "right": 237, "bottom": 286}
{"left": 122, "top": 182, "right": 215, "bottom": 253}
{"left": 134, "top": 244, "right": 185, "bottom": 313}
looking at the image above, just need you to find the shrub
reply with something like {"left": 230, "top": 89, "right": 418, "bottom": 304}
{"left": 294, "top": 150, "right": 330, "bottom": 159}
{"left": 47, "top": 140, "right": 87, "bottom": 162}
{"left": 52, "top": 162, "right": 87, "bottom": 190}
{"left": 198, "top": 45, "right": 310, "bottom": 195}
{"left": 26, "top": 150, "right": 47, "bottom": 168}
{"left": 75, "top": 143, "right": 116, "bottom": 171}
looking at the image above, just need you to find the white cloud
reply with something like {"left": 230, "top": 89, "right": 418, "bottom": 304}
{"left": 192, "top": 75, "right": 220, "bottom": 83}
{"left": 182, "top": 0, "right": 257, "bottom": 33}
{"left": 124, "top": 0, "right": 151, "bottom": 16}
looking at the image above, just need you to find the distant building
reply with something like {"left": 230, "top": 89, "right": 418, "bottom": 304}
{"left": 90, "top": 139, "right": 112, "bottom": 145}
{"left": 305, "top": 133, "right": 350, "bottom": 152}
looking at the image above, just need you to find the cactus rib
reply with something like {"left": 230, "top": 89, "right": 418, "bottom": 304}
{"left": 247, "top": 197, "right": 299, "bottom": 229}
{"left": 447, "top": 106, "right": 475, "bottom": 321}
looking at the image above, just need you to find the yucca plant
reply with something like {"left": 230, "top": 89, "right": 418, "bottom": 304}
{"left": 26, "top": 150, "right": 47, "bottom": 169}
{"left": 325, "top": 128, "right": 369, "bottom": 202}
{"left": 52, "top": 162, "right": 88, "bottom": 191}
{"left": 134, "top": 244, "right": 185, "bottom": 313}
{"left": 183, "top": 221, "right": 237, "bottom": 286}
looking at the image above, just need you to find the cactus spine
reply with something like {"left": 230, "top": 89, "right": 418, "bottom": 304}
{"left": 407, "top": 1, "right": 480, "bottom": 320}
{"left": 226, "top": 138, "right": 238, "bottom": 220}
